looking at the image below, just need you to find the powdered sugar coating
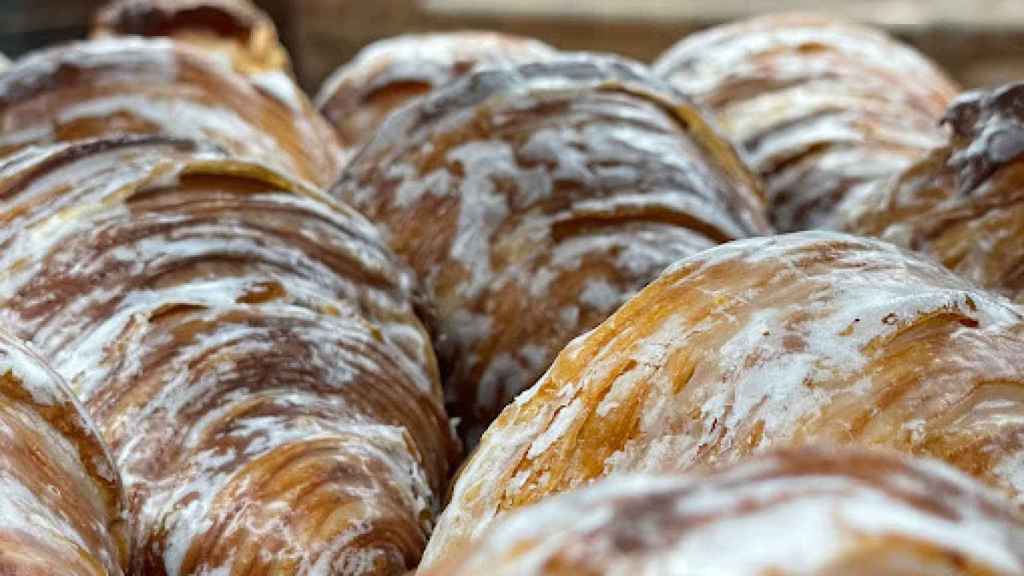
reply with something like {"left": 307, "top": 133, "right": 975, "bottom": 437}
{"left": 0, "top": 327, "right": 129, "bottom": 575}
{"left": 93, "top": 0, "right": 291, "bottom": 75}
{"left": 421, "top": 231, "right": 1024, "bottom": 569}
{"left": 654, "top": 12, "right": 958, "bottom": 231}
{"left": 0, "top": 37, "right": 343, "bottom": 187}
{"left": 316, "top": 31, "right": 558, "bottom": 149}
{"left": 333, "top": 54, "right": 770, "bottom": 443}
{"left": 842, "top": 82, "right": 1024, "bottom": 302}
{"left": 0, "top": 137, "right": 457, "bottom": 575}
{"left": 425, "top": 449, "right": 1024, "bottom": 576}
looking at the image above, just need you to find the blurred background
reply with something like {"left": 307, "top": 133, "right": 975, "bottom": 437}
{"left": 4, "top": 0, "right": 1024, "bottom": 92}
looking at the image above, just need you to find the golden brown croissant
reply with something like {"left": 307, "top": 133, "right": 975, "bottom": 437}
{"left": 331, "top": 54, "right": 771, "bottom": 443}
{"left": 93, "top": 0, "right": 291, "bottom": 75}
{"left": 0, "top": 137, "right": 458, "bottom": 575}
{"left": 420, "top": 231, "right": 1024, "bottom": 568}
{"left": 0, "top": 38, "right": 344, "bottom": 187}
{"left": 653, "top": 13, "right": 958, "bottom": 232}
{"left": 842, "top": 82, "right": 1024, "bottom": 301}
{"left": 0, "top": 326, "right": 129, "bottom": 575}
{"left": 315, "top": 31, "right": 557, "bottom": 150}
{"left": 424, "top": 448, "right": 1024, "bottom": 576}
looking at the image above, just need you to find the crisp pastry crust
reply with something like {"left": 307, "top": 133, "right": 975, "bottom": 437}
{"left": 0, "top": 38, "right": 344, "bottom": 187}
{"left": 93, "top": 0, "right": 290, "bottom": 75}
{"left": 421, "top": 231, "right": 1024, "bottom": 569}
{"left": 842, "top": 82, "right": 1024, "bottom": 302}
{"left": 654, "top": 12, "right": 958, "bottom": 232}
{"left": 332, "top": 54, "right": 771, "bottom": 443}
{"left": 424, "top": 449, "right": 1024, "bottom": 576}
{"left": 0, "top": 327, "right": 129, "bottom": 575}
{"left": 315, "top": 31, "right": 558, "bottom": 149}
{"left": 0, "top": 137, "right": 458, "bottom": 575}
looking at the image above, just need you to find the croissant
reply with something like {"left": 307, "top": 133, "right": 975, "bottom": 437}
{"left": 315, "top": 31, "right": 557, "bottom": 150}
{"left": 424, "top": 448, "right": 1024, "bottom": 576}
{"left": 331, "top": 54, "right": 770, "bottom": 443}
{"left": 842, "top": 82, "right": 1024, "bottom": 301}
{"left": 0, "top": 38, "right": 344, "bottom": 187}
{"left": 420, "top": 231, "right": 1024, "bottom": 568}
{"left": 0, "top": 136, "right": 458, "bottom": 575}
{"left": 653, "top": 13, "right": 958, "bottom": 232}
{"left": 93, "top": 0, "right": 291, "bottom": 75}
{"left": 0, "top": 326, "right": 129, "bottom": 575}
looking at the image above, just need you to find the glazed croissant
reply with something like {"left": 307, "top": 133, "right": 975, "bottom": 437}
{"left": 0, "top": 37, "right": 343, "bottom": 187}
{"left": 424, "top": 448, "right": 1024, "bottom": 576}
{"left": 0, "top": 137, "right": 458, "bottom": 575}
{"left": 420, "top": 231, "right": 1024, "bottom": 569}
{"left": 316, "top": 31, "right": 557, "bottom": 150}
{"left": 332, "top": 54, "right": 771, "bottom": 443}
{"left": 843, "top": 82, "right": 1024, "bottom": 301}
{"left": 0, "top": 326, "right": 129, "bottom": 575}
{"left": 654, "top": 13, "right": 958, "bottom": 231}
{"left": 93, "top": 0, "right": 291, "bottom": 75}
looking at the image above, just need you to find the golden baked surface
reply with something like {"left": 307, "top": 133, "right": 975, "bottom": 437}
{"left": 0, "top": 137, "right": 457, "bottom": 575}
{"left": 333, "top": 54, "right": 770, "bottom": 443}
{"left": 315, "top": 31, "right": 557, "bottom": 149}
{"left": 0, "top": 38, "right": 343, "bottom": 187}
{"left": 421, "top": 231, "right": 1024, "bottom": 568}
{"left": 0, "top": 327, "right": 129, "bottom": 575}
{"left": 843, "top": 82, "right": 1024, "bottom": 302}
{"left": 93, "top": 0, "right": 290, "bottom": 75}
{"left": 654, "top": 13, "right": 958, "bottom": 231}
{"left": 425, "top": 449, "right": 1024, "bottom": 576}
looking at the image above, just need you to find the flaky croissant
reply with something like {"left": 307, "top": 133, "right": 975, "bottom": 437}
{"left": 0, "top": 326, "right": 129, "bottom": 575}
{"left": 842, "top": 82, "right": 1024, "bottom": 302}
{"left": 332, "top": 54, "right": 770, "bottom": 443}
{"left": 424, "top": 448, "right": 1024, "bottom": 576}
{"left": 316, "top": 31, "right": 557, "bottom": 150}
{"left": 0, "top": 137, "right": 458, "bottom": 575}
{"left": 0, "top": 38, "right": 343, "bottom": 187}
{"left": 654, "top": 13, "right": 958, "bottom": 231}
{"left": 93, "top": 0, "right": 291, "bottom": 75}
{"left": 420, "top": 231, "right": 1024, "bottom": 569}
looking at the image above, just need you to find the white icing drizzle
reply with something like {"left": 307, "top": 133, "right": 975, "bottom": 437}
{"left": 333, "top": 54, "right": 770, "bottom": 444}
{"left": 653, "top": 12, "right": 958, "bottom": 231}
{"left": 429, "top": 450, "right": 1024, "bottom": 576}
{"left": 421, "top": 231, "right": 1024, "bottom": 570}
{"left": 0, "top": 138, "right": 456, "bottom": 575}
{"left": 0, "top": 37, "right": 344, "bottom": 187}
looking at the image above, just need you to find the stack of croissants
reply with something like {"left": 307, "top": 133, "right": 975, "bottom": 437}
{"left": 5, "top": 1, "right": 1024, "bottom": 574}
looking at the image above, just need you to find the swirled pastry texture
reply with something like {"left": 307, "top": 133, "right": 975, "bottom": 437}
{"left": 654, "top": 13, "right": 958, "bottom": 232}
{"left": 0, "top": 38, "right": 343, "bottom": 187}
{"left": 843, "top": 82, "right": 1024, "bottom": 302}
{"left": 316, "top": 32, "right": 557, "bottom": 149}
{"left": 0, "top": 327, "right": 129, "bottom": 575}
{"left": 421, "top": 231, "right": 1024, "bottom": 568}
{"left": 93, "top": 0, "right": 291, "bottom": 75}
{"left": 333, "top": 55, "right": 770, "bottom": 442}
{"left": 0, "top": 137, "right": 457, "bottom": 575}
{"left": 425, "top": 449, "right": 1024, "bottom": 576}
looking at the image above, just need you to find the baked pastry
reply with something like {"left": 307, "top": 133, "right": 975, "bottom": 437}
{"left": 0, "top": 326, "right": 129, "bottom": 575}
{"left": 93, "top": 0, "right": 291, "bottom": 75}
{"left": 420, "top": 231, "right": 1024, "bottom": 567}
{"left": 315, "top": 31, "right": 557, "bottom": 149}
{"left": 424, "top": 448, "right": 1024, "bottom": 576}
{"left": 0, "top": 137, "right": 458, "bottom": 575}
{"left": 842, "top": 82, "right": 1024, "bottom": 301}
{"left": 331, "top": 54, "right": 770, "bottom": 443}
{"left": 653, "top": 13, "right": 959, "bottom": 232}
{"left": 0, "top": 38, "right": 344, "bottom": 187}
